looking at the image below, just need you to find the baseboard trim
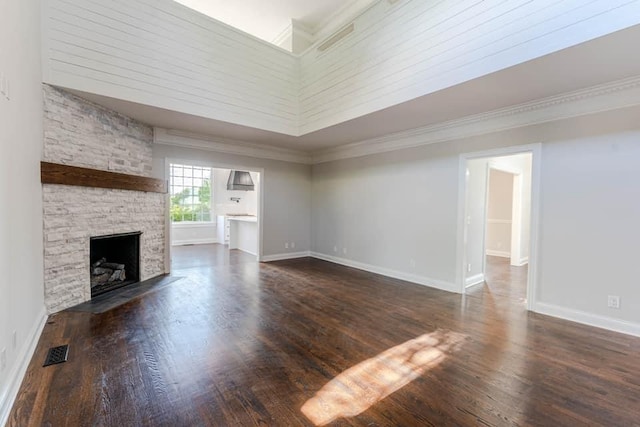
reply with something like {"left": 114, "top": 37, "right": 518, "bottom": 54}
{"left": 234, "top": 248, "right": 258, "bottom": 256}
{"left": 310, "top": 252, "right": 459, "bottom": 294}
{"left": 486, "top": 250, "right": 510, "bottom": 258}
{"left": 261, "top": 251, "right": 311, "bottom": 262}
{"left": 0, "top": 307, "right": 48, "bottom": 426}
{"left": 518, "top": 257, "right": 529, "bottom": 266}
{"left": 465, "top": 273, "right": 485, "bottom": 288}
{"left": 171, "top": 238, "right": 218, "bottom": 246}
{"left": 534, "top": 302, "right": 640, "bottom": 338}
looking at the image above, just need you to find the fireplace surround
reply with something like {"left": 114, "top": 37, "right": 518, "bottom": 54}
{"left": 42, "top": 84, "right": 166, "bottom": 313}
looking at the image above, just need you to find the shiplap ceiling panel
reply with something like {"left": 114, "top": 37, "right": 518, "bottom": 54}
{"left": 45, "top": 0, "right": 300, "bottom": 134}
{"left": 299, "top": 0, "right": 639, "bottom": 133}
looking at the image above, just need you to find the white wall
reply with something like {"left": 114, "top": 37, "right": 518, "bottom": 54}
{"left": 213, "top": 169, "right": 259, "bottom": 216}
{"left": 486, "top": 169, "right": 515, "bottom": 257}
{"left": 154, "top": 144, "right": 311, "bottom": 258}
{"left": 171, "top": 223, "right": 217, "bottom": 246}
{"left": 312, "top": 106, "right": 640, "bottom": 333}
{"left": 538, "top": 131, "right": 640, "bottom": 324}
{"left": 312, "top": 145, "right": 461, "bottom": 291}
{"left": 42, "top": 0, "right": 299, "bottom": 135}
{"left": 0, "top": 0, "right": 46, "bottom": 423}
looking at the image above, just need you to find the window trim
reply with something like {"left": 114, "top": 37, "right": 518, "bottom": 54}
{"left": 171, "top": 221, "right": 216, "bottom": 228}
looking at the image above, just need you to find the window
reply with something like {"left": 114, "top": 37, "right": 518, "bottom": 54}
{"left": 170, "top": 164, "right": 212, "bottom": 222}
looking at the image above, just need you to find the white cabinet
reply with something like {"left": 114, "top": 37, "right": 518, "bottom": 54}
{"left": 218, "top": 215, "right": 257, "bottom": 254}
{"left": 227, "top": 217, "right": 258, "bottom": 256}
{"left": 216, "top": 215, "right": 230, "bottom": 244}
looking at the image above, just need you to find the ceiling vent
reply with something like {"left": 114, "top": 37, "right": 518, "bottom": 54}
{"left": 317, "top": 23, "right": 355, "bottom": 52}
{"left": 227, "top": 170, "right": 255, "bottom": 191}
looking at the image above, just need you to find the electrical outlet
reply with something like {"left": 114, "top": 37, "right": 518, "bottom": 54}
{"left": 291, "top": 242, "right": 295, "bottom": 249}
{"left": 0, "top": 348, "right": 6, "bottom": 371}
{"left": 607, "top": 295, "right": 620, "bottom": 309}
{"left": 410, "top": 259, "right": 416, "bottom": 269}
{"left": 333, "top": 246, "right": 338, "bottom": 253}
{"left": 467, "top": 264, "right": 472, "bottom": 273}
{"left": 343, "top": 247, "right": 347, "bottom": 255}
{"left": 12, "top": 330, "right": 17, "bottom": 349}
{"left": 285, "top": 242, "right": 289, "bottom": 249}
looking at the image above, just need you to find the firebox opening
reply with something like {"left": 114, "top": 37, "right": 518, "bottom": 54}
{"left": 90, "top": 231, "right": 141, "bottom": 297}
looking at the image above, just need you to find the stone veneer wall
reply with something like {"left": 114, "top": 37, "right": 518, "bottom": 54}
{"left": 42, "top": 85, "right": 165, "bottom": 313}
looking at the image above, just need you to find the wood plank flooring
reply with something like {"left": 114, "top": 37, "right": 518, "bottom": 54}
{"left": 9, "top": 245, "right": 640, "bottom": 426}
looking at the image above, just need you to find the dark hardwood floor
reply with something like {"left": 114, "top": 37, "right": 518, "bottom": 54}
{"left": 9, "top": 245, "right": 640, "bottom": 426}
{"left": 468, "top": 255, "right": 529, "bottom": 304}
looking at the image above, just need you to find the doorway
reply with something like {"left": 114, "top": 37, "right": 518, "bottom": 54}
{"left": 164, "top": 159, "right": 264, "bottom": 274}
{"left": 457, "top": 144, "right": 540, "bottom": 310}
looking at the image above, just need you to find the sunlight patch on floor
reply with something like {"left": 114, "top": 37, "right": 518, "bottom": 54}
{"left": 301, "top": 329, "right": 466, "bottom": 426}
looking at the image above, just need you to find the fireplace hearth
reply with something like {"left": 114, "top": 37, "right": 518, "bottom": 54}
{"left": 90, "top": 232, "right": 141, "bottom": 297}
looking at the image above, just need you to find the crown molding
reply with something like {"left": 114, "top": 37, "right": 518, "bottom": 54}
{"left": 271, "top": 22, "right": 293, "bottom": 48}
{"left": 154, "top": 129, "right": 312, "bottom": 165}
{"left": 311, "top": 75, "right": 640, "bottom": 163}
{"left": 271, "top": 19, "right": 315, "bottom": 50}
{"left": 292, "top": 19, "right": 315, "bottom": 43}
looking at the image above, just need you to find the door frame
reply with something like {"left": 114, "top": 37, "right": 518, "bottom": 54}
{"left": 456, "top": 143, "right": 542, "bottom": 311}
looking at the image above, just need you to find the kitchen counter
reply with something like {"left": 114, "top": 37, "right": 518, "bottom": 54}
{"left": 227, "top": 215, "right": 257, "bottom": 223}
{"left": 227, "top": 216, "right": 258, "bottom": 256}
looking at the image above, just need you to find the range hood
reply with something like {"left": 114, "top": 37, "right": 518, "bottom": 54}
{"left": 227, "top": 170, "right": 254, "bottom": 191}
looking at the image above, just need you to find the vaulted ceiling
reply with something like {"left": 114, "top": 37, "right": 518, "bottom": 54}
{"left": 173, "top": 0, "right": 375, "bottom": 45}
{"left": 45, "top": 0, "right": 640, "bottom": 160}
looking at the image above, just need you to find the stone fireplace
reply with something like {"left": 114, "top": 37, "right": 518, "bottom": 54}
{"left": 42, "top": 85, "right": 166, "bottom": 313}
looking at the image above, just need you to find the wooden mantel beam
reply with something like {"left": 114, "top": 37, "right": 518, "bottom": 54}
{"left": 41, "top": 162, "right": 167, "bottom": 194}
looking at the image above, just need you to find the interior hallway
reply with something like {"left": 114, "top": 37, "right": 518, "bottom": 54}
{"left": 8, "top": 246, "right": 640, "bottom": 426}
{"left": 467, "top": 255, "right": 529, "bottom": 305}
